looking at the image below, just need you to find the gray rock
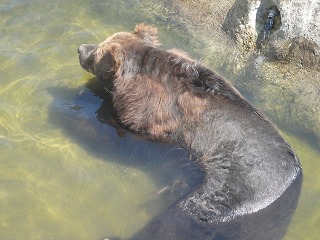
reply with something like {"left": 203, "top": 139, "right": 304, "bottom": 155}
{"left": 222, "top": 0, "right": 320, "bottom": 69}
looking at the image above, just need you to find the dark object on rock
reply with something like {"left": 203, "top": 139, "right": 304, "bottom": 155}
{"left": 263, "top": 7, "right": 278, "bottom": 41}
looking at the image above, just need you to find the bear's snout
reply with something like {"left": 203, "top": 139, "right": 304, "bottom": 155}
{"left": 78, "top": 44, "right": 97, "bottom": 74}
{"left": 78, "top": 44, "right": 96, "bottom": 58}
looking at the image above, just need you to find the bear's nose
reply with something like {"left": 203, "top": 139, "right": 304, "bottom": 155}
{"left": 77, "top": 44, "right": 97, "bottom": 58}
{"left": 77, "top": 44, "right": 84, "bottom": 55}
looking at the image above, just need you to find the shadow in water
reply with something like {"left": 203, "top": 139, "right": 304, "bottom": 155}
{"left": 48, "top": 78, "right": 302, "bottom": 240}
{"left": 47, "top": 78, "right": 203, "bottom": 213}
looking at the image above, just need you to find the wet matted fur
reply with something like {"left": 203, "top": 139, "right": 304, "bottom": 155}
{"left": 78, "top": 24, "right": 302, "bottom": 240}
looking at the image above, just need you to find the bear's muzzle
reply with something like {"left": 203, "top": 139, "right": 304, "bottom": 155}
{"left": 78, "top": 44, "right": 97, "bottom": 74}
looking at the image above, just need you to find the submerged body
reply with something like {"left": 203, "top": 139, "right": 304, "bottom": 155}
{"left": 78, "top": 24, "right": 302, "bottom": 239}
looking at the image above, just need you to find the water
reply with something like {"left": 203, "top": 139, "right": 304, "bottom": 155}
{"left": 0, "top": 0, "right": 319, "bottom": 239}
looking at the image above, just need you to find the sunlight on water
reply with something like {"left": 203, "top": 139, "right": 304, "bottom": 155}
{"left": 0, "top": 0, "right": 319, "bottom": 239}
{"left": 0, "top": 1, "right": 162, "bottom": 239}
{"left": 0, "top": 137, "right": 156, "bottom": 239}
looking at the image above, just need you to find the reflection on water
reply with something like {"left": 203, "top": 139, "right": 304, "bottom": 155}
{"left": 0, "top": 0, "right": 319, "bottom": 239}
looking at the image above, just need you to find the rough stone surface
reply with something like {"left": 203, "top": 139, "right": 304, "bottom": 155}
{"left": 161, "top": 0, "right": 235, "bottom": 32}
{"left": 222, "top": 0, "right": 320, "bottom": 69}
{"left": 159, "top": 0, "right": 236, "bottom": 46}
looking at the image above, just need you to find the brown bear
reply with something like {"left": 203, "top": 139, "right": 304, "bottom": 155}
{"left": 78, "top": 24, "right": 302, "bottom": 240}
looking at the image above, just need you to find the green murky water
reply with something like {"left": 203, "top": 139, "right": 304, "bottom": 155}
{"left": 0, "top": 0, "right": 319, "bottom": 239}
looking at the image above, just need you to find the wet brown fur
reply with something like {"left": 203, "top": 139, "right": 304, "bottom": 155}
{"left": 92, "top": 24, "right": 213, "bottom": 139}
{"left": 77, "top": 24, "right": 302, "bottom": 237}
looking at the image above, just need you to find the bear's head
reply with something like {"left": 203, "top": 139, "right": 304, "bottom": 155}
{"left": 78, "top": 24, "right": 158, "bottom": 83}
{"left": 77, "top": 24, "right": 209, "bottom": 138}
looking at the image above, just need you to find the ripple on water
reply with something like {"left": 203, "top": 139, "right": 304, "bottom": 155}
{"left": 0, "top": 136, "right": 12, "bottom": 152}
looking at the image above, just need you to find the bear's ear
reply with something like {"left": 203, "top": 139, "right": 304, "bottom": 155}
{"left": 134, "top": 23, "right": 159, "bottom": 45}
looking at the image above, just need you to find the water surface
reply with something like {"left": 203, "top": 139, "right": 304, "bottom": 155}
{"left": 0, "top": 0, "right": 319, "bottom": 239}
